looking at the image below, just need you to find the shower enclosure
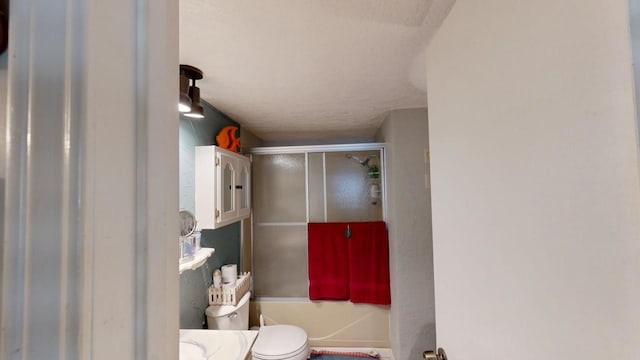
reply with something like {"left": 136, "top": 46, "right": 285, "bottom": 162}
{"left": 249, "top": 144, "right": 385, "bottom": 299}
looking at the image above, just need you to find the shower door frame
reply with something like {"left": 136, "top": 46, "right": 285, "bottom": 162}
{"left": 248, "top": 143, "right": 386, "bottom": 301}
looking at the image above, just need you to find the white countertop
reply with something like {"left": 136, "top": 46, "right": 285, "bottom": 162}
{"left": 179, "top": 329, "right": 258, "bottom": 360}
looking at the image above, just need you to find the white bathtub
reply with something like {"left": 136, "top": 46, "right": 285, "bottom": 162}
{"left": 249, "top": 300, "right": 390, "bottom": 348}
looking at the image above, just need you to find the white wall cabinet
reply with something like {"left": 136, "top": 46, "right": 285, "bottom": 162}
{"left": 195, "top": 146, "right": 251, "bottom": 229}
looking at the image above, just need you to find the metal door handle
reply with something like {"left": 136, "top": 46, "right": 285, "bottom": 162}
{"left": 424, "top": 348, "right": 447, "bottom": 360}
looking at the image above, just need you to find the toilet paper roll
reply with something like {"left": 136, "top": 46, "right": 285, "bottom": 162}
{"left": 221, "top": 264, "right": 237, "bottom": 286}
{"left": 212, "top": 269, "right": 222, "bottom": 288}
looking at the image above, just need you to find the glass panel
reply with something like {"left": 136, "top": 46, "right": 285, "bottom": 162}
{"left": 325, "top": 150, "right": 382, "bottom": 222}
{"left": 253, "top": 224, "right": 308, "bottom": 297}
{"left": 308, "top": 152, "right": 325, "bottom": 222}
{"left": 223, "top": 162, "right": 233, "bottom": 212}
{"left": 253, "top": 154, "right": 306, "bottom": 223}
{"left": 251, "top": 147, "right": 385, "bottom": 299}
{"left": 240, "top": 166, "right": 248, "bottom": 209}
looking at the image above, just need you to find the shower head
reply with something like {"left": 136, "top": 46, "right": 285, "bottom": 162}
{"left": 345, "top": 154, "right": 376, "bottom": 167}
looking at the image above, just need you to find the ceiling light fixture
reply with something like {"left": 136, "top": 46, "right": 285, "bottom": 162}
{"left": 185, "top": 83, "right": 205, "bottom": 119}
{"left": 178, "top": 72, "right": 192, "bottom": 113}
{"left": 179, "top": 64, "right": 204, "bottom": 117}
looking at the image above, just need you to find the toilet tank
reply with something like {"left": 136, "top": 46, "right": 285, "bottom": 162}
{"left": 205, "top": 291, "right": 250, "bottom": 330}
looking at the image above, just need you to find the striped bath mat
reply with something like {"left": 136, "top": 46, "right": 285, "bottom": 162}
{"left": 309, "top": 349, "right": 380, "bottom": 360}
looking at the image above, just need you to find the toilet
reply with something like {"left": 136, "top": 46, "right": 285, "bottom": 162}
{"left": 205, "top": 291, "right": 251, "bottom": 330}
{"left": 205, "top": 291, "right": 310, "bottom": 360}
{"left": 251, "top": 324, "right": 310, "bottom": 360}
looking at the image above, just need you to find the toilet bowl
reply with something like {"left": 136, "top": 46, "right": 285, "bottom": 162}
{"left": 251, "top": 324, "right": 310, "bottom": 360}
{"left": 205, "top": 290, "right": 310, "bottom": 360}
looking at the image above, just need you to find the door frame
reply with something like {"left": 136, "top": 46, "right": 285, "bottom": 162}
{"left": 0, "top": 0, "right": 179, "bottom": 358}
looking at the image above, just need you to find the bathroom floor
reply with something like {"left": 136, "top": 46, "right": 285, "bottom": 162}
{"left": 310, "top": 347, "right": 394, "bottom": 360}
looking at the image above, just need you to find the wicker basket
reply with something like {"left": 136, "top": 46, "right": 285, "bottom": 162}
{"left": 208, "top": 272, "right": 250, "bottom": 306}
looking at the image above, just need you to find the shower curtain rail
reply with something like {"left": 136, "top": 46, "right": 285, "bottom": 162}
{"left": 248, "top": 143, "right": 385, "bottom": 155}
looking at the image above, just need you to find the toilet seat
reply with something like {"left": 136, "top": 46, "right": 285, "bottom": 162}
{"left": 252, "top": 325, "right": 309, "bottom": 360}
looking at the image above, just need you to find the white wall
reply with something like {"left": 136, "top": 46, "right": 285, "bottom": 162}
{"left": 375, "top": 108, "right": 435, "bottom": 360}
{"left": 631, "top": 0, "right": 640, "bottom": 150}
{"left": 426, "top": 1, "right": 640, "bottom": 359}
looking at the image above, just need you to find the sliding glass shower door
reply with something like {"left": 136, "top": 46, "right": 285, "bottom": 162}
{"left": 251, "top": 145, "right": 384, "bottom": 298}
{"left": 252, "top": 153, "right": 308, "bottom": 297}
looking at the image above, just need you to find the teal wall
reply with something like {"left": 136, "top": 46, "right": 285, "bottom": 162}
{"left": 179, "top": 100, "right": 242, "bottom": 329}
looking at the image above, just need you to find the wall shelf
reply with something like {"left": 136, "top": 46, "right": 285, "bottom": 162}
{"left": 179, "top": 247, "right": 215, "bottom": 274}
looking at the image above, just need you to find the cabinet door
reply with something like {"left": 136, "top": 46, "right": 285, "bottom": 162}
{"left": 194, "top": 146, "right": 217, "bottom": 230}
{"left": 237, "top": 156, "right": 251, "bottom": 218}
{"left": 217, "top": 150, "right": 237, "bottom": 225}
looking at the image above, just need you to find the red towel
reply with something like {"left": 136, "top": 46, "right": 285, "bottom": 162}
{"left": 307, "top": 222, "right": 350, "bottom": 300}
{"left": 348, "top": 221, "right": 391, "bottom": 305}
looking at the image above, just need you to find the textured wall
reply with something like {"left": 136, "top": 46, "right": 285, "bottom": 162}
{"left": 239, "top": 127, "right": 263, "bottom": 154}
{"left": 375, "top": 108, "right": 434, "bottom": 360}
{"left": 179, "top": 225, "right": 240, "bottom": 329}
{"left": 179, "top": 101, "right": 242, "bottom": 329}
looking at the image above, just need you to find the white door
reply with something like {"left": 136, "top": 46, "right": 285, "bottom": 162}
{"left": 236, "top": 156, "right": 251, "bottom": 218}
{"left": 217, "top": 150, "right": 237, "bottom": 224}
{"left": 425, "top": 0, "right": 640, "bottom": 359}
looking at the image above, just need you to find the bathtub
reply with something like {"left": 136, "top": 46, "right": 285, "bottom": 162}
{"left": 249, "top": 299, "right": 390, "bottom": 348}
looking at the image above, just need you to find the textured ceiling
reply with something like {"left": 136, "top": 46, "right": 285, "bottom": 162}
{"left": 179, "top": 0, "right": 454, "bottom": 142}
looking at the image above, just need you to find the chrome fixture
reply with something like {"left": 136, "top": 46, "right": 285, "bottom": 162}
{"left": 346, "top": 153, "right": 381, "bottom": 205}
{"left": 424, "top": 348, "right": 447, "bottom": 360}
{"left": 345, "top": 153, "right": 377, "bottom": 167}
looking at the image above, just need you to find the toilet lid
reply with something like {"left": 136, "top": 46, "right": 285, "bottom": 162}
{"left": 252, "top": 325, "right": 308, "bottom": 359}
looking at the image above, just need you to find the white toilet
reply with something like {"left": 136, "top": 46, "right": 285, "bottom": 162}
{"left": 205, "top": 291, "right": 251, "bottom": 330}
{"left": 205, "top": 291, "right": 310, "bottom": 360}
{"left": 251, "top": 324, "right": 310, "bottom": 360}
